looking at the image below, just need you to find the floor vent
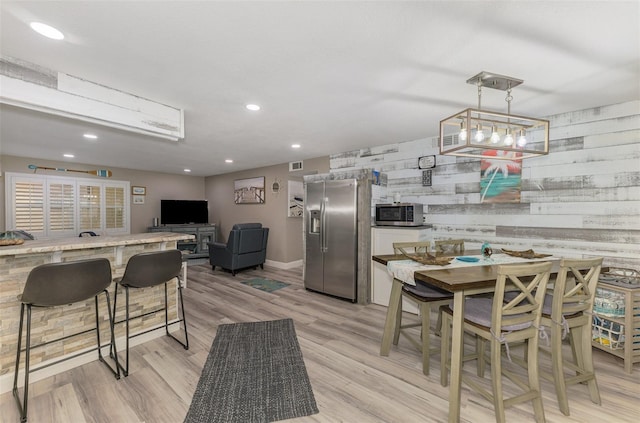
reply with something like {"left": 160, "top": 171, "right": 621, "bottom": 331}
{"left": 289, "top": 161, "right": 303, "bottom": 172}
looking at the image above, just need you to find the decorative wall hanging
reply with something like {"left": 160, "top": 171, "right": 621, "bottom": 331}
{"left": 28, "top": 164, "right": 112, "bottom": 177}
{"left": 271, "top": 178, "right": 281, "bottom": 196}
{"left": 132, "top": 186, "right": 146, "bottom": 195}
{"left": 422, "top": 170, "right": 432, "bottom": 187}
{"left": 288, "top": 180, "right": 303, "bottom": 217}
{"left": 480, "top": 150, "right": 522, "bottom": 203}
{"left": 234, "top": 176, "right": 265, "bottom": 204}
{"left": 418, "top": 155, "right": 436, "bottom": 169}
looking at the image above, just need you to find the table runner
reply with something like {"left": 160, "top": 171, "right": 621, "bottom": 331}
{"left": 387, "top": 253, "right": 556, "bottom": 285}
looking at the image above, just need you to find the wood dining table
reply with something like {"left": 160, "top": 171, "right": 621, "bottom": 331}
{"left": 373, "top": 251, "right": 560, "bottom": 423}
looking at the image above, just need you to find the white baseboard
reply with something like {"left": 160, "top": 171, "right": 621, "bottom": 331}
{"left": 1, "top": 322, "right": 179, "bottom": 394}
{"left": 264, "top": 259, "right": 303, "bottom": 270}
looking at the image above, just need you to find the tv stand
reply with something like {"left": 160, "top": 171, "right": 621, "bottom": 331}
{"left": 148, "top": 224, "right": 216, "bottom": 259}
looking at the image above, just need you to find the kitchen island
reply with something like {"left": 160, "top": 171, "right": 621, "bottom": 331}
{"left": 0, "top": 232, "right": 193, "bottom": 393}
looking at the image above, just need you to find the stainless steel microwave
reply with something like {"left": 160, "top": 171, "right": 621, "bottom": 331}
{"left": 375, "top": 203, "right": 423, "bottom": 226}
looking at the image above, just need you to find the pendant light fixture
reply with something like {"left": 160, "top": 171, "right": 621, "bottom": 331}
{"left": 439, "top": 72, "right": 549, "bottom": 160}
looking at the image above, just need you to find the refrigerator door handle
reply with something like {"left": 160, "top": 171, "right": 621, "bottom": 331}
{"left": 321, "top": 197, "right": 327, "bottom": 253}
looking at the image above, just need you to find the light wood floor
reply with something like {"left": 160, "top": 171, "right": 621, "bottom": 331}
{"left": 1, "top": 264, "right": 638, "bottom": 422}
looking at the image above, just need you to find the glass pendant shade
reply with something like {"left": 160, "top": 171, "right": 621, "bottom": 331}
{"left": 490, "top": 126, "right": 501, "bottom": 143}
{"left": 474, "top": 124, "right": 485, "bottom": 142}
{"left": 504, "top": 131, "right": 514, "bottom": 146}
{"left": 517, "top": 130, "right": 527, "bottom": 147}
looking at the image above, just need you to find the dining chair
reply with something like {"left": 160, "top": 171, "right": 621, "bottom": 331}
{"left": 13, "top": 258, "right": 120, "bottom": 422}
{"left": 538, "top": 257, "right": 603, "bottom": 415}
{"left": 111, "top": 249, "right": 189, "bottom": 376}
{"left": 440, "top": 261, "right": 552, "bottom": 423}
{"left": 391, "top": 241, "right": 453, "bottom": 375}
{"left": 434, "top": 239, "right": 465, "bottom": 255}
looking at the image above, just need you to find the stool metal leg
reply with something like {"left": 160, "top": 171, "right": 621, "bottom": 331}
{"left": 112, "top": 276, "right": 189, "bottom": 378}
{"left": 12, "top": 303, "right": 31, "bottom": 422}
{"left": 111, "top": 285, "right": 129, "bottom": 376}
{"left": 165, "top": 278, "right": 189, "bottom": 350}
{"left": 95, "top": 291, "right": 120, "bottom": 379}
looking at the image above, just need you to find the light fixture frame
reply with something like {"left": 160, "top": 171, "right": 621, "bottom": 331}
{"left": 439, "top": 72, "right": 549, "bottom": 160}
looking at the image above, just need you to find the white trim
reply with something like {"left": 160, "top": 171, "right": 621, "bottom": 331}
{"left": 264, "top": 259, "right": 303, "bottom": 270}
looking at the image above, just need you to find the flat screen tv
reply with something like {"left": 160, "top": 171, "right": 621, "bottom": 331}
{"left": 161, "top": 200, "right": 209, "bottom": 225}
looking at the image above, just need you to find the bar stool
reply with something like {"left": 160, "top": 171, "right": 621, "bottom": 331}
{"left": 540, "top": 257, "right": 603, "bottom": 415}
{"left": 502, "top": 257, "right": 603, "bottom": 415}
{"left": 111, "top": 249, "right": 189, "bottom": 376}
{"left": 13, "top": 258, "right": 120, "bottom": 422}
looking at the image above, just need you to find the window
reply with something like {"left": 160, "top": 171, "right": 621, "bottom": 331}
{"left": 6, "top": 173, "right": 130, "bottom": 239}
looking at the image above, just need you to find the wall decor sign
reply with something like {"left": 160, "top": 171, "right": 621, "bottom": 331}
{"left": 132, "top": 195, "right": 145, "bottom": 204}
{"left": 422, "top": 170, "right": 432, "bottom": 187}
{"left": 234, "top": 176, "right": 265, "bottom": 204}
{"left": 418, "top": 155, "right": 436, "bottom": 169}
{"left": 132, "top": 186, "right": 146, "bottom": 195}
{"left": 288, "top": 180, "right": 303, "bottom": 217}
{"left": 480, "top": 150, "right": 522, "bottom": 203}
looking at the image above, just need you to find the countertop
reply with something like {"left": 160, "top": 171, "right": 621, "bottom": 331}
{"left": 0, "top": 232, "right": 194, "bottom": 256}
{"left": 371, "top": 224, "right": 433, "bottom": 229}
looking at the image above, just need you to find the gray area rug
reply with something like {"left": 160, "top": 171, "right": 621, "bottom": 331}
{"left": 184, "top": 318, "right": 319, "bottom": 423}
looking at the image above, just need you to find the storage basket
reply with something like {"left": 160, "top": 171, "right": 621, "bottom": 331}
{"left": 594, "top": 287, "right": 626, "bottom": 317}
{"left": 599, "top": 267, "right": 640, "bottom": 286}
{"left": 592, "top": 315, "right": 625, "bottom": 350}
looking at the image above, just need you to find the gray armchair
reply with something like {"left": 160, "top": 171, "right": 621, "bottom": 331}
{"left": 208, "top": 223, "right": 269, "bottom": 275}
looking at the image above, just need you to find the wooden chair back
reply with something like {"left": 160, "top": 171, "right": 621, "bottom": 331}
{"left": 495, "top": 261, "right": 553, "bottom": 336}
{"left": 551, "top": 257, "right": 603, "bottom": 319}
{"left": 392, "top": 241, "right": 430, "bottom": 254}
{"left": 434, "top": 239, "right": 465, "bottom": 254}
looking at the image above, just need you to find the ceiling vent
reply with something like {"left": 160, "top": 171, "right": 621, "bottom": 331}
{"left": 289, "top": 161, "right": 303, "bottom": 172}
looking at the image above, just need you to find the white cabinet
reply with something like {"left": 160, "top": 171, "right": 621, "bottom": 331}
{"left": 371, "top": 226, "right": 431, "bottom": 313}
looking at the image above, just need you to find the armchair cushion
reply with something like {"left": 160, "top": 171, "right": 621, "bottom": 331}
{"left": 208, "top": 223, "right": 269, "bottom": 275}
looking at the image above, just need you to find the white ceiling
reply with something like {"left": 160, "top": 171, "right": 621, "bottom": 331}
{"left": 1, "top": 1, "right": 639, "bottom": 177}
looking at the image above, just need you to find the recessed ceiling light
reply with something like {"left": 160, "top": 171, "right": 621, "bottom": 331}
{"left": 30, "top": 22, "right": 64, "bottom": 40}
{"left": 245, "top": 104, "right": 260, "bottom": 111}
{"left": 291, "top": 144, "right": 301, "bottom": 149}
{"left": 63, "top": 153, "right": 74, "bottom": 158}
{"left": 83, "top": 133, "right": 98, "bottom": 140}
{"left": 225, "top": 159, "right": 233, "bottom": 163}
{"left": 184, "top": 169, "right": 191, "bottom": 173}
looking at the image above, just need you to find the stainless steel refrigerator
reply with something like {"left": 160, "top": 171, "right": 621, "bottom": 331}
{"left": 304, "top": 179, "right": 358, "bottom": 301}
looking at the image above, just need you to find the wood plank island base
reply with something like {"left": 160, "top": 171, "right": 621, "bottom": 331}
{"left": 0, "top": 232, "right": 194, "bottom": 393}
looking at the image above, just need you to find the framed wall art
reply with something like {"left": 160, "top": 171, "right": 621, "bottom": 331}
{"left": 234, "top": 176, "right": 265, "bottom": 204}
{"left": 132, "top": 186, "right": 146, "bottom": 195}
{"left": 288, "top": 180, "right": 303, "bottom": 217}
{"left": 480, "top": 150, "right": 522, "bottom": 203}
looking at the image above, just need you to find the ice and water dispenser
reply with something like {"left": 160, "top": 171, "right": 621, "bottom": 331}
{"left": 309, "top": 209, "right": 321, "bottom": 234}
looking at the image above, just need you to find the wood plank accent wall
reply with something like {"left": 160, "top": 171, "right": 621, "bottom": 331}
{"left": 330, "top": 101, "right": 640, "bottom": 269}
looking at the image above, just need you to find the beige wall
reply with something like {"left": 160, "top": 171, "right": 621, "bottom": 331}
{"left": 0, "top": 155, "right": 205, "bottom": 234}
{"left": 1, "top": 154, "right": 329, "bottom": 265}
{"left": 205, "top": 156, "right": 329, "bottom": 264}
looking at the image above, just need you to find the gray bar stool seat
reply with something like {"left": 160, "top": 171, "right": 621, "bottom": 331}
{"left": 13, "top": 258, "right": 120, "bottom": 422}
{"left": 111, "top": 249, "right": 189, "bottom": 377}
